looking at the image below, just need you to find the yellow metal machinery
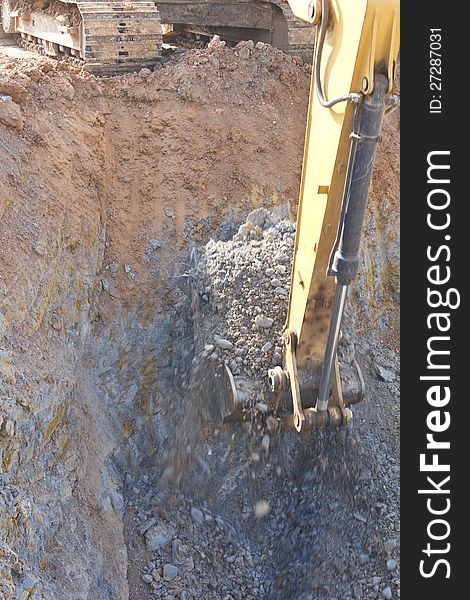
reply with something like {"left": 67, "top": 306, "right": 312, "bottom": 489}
{"left": 195, "top": 0, "right": 400, "bottom": 434}
{"left": 269, "top": 0, "right": 400, "bottom": 432}
{"left": 1, "top": 0, "right": 314, "bottom": 71}
{"left": 1, "top": 0, "right": 162, "bottom": 73}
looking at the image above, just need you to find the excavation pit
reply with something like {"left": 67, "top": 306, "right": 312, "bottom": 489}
{"left": 0, "top": 42, "right": 400, "bottom": 600}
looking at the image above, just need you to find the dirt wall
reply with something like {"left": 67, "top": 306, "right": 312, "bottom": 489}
{"left": 1, "top": 43, "right": 310, "bottom": 598}
{"left": 0, "top": 41, "right": 399, "bottom": 599}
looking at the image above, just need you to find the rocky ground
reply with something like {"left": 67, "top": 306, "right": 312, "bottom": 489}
{"left": 120, "top": 209, "right": 400, "bottom": 600}
{"left": 1, "top": 35, "right": 399, "bottom": 600}
{"left": 192, "top": 206, "right": 295, "bottom": 379}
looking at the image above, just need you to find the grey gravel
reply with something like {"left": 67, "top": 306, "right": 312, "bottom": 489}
{"left": 387, "top": 558, "right": 397, "bottom": 571}
{"left": 382, "top": 586, "right": 393, "bottom": 599}
{"left": 163, "top": 564, "right": 179, "bottom": 581}
{"left": 192, "top": 214, "right": 295, "bottom": 383}
{"left": 190, "top": 507, "right": 204, "bottom": 525}
{"left": 145, "top": 524, "right": 175, "bottom": 551}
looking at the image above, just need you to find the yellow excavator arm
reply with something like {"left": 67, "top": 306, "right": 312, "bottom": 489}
{"left": 268, "top": 0, "right": 400, "bottom": 432}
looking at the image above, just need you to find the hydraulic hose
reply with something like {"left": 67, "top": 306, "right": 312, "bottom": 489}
{"left": 315, "top": 0, "right": 361, "bottom": 107}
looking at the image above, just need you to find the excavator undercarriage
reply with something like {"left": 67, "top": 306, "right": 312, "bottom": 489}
{"left": 1, "top": 0, "right": 314, "bottom": 73}
{"left": 1, "top": 0, "right": 162, "bottom": 73}
{"left": 158, "top": 0, "right": 314, "bottom": 58}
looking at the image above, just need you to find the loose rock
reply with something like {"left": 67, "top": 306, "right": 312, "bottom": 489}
{"left": 382, "top": 586, "right": 393, "bottom": 600}
{"left": 191, "top": 507, "right": 204, "bottom": 525}
{"left": 387, "top": 558, "right": 397, "bottom": 571}
{"left": 0, "top": 96, "right": 24, "bottom": 131}
{"left": 254, "top": 315, "right": 274, "bottom": 329}
{"left": 163, "top": 564, "right": 179, "bottom": 581}
{"left": 214, "top": 336, "right": 233, "bottom": 350}
{"left": 377, "top": 365, "right": 396, "bottom": 382}
{"left": 253, "top": 500, "right": 270, "bottom": 519}
{"left": 145, "top": 524, "right": 175, "bottom": 551}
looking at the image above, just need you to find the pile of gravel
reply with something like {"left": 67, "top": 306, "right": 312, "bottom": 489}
{"left": 191, "top": 207, "right": 295, "bottom": 381}
{"left": 159, "top": 207, "right": 295, "bottom": 491}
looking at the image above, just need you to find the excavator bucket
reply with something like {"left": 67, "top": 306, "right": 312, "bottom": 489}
{"left": 187, "top": 215, "right": 364, "bottom": 435}
{"left": 190, "top": 356, "right": 263, "bottom": 427}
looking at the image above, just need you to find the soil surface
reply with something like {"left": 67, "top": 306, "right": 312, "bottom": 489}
{"left": 1, "top": 38, "right": 399, "bottom": 600}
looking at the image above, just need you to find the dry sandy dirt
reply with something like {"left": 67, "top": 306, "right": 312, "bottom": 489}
{"left": 1, "top": 35, "right": 399, "bottom": 600}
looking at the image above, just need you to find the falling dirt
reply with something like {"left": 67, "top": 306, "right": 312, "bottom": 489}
{"left": 1, "top": 38, "right": 399, "bottom": 600}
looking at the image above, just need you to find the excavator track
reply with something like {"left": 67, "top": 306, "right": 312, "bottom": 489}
{"left": 77, "top": 1, "right": 162, "bottom": 73}
{"left": 3, "top": 0, "right": 162, "bottom": 74}
{"left": 272, "top": 0, "right": 314, "bottom": 58}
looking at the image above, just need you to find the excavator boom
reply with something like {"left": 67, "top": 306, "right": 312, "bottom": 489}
{"left": 278, "top": 0, "right": 400, "bottom": 431}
